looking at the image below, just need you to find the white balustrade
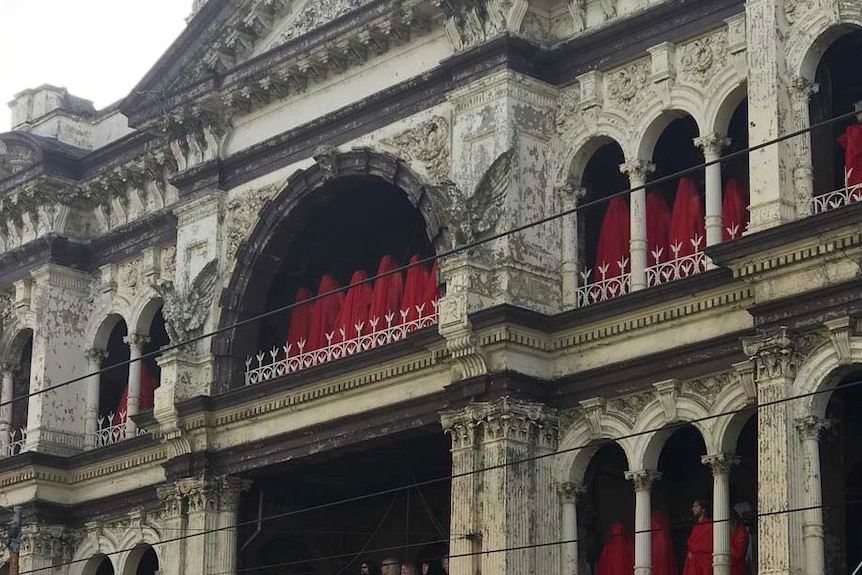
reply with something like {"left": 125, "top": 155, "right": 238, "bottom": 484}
{"left": 245, "top": 301, "right": 439, "bottom": 385}
{"left": 811, "top": 169, "right": 862, "bottom": 214}
{"left": 646, "top": 236, "right": 708, "bottom": 287}
{"left": 7, "top": 427, "right": 26, "bottom": 456}
{"left": 94, "top": 412, "right": 127, "bottom": 448}
{"left": 575, "top": 259, "right": 631, "bottom": 307}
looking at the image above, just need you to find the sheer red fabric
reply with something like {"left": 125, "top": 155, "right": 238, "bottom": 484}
{"left": 669, "top": 177, "right": 706, "bottom": 257}
{"left": 722, "top": 178, "right": 748, "bottom": 241}
{"left": 139, "top": 361, "right": 160, "bottom": 412}
{"left": 594, "top": 197, "right": 631, "bottom": 279}
{"left": 423, "top": 259, "right": 440, "bottom": 305}
{"left": 730, "top": 524, "right": 749, "bottom": 575}
{"left": 682, "top": 518, "right": 713, "bottom": 575}
{"left": 286, "top": 287, "right": 313, "bottom": 351}
{"left": 402, "top": 255, "right": 430, "bottom": 322}
{"left": 596, "top": 523, "right": 634, "bottom": 575}
{"left": 369, "top": 255, "right": 404, "bottom": 328}
{"left": 307, "top": 275, "right": 345, "bottom": 350}
{"left": 838, "top": 124, "right": 862, "bottom": 190}
{"left": 113, "top": 385, "right": 129, "bottom": 427}
{"left": 651, "top": 511, "right": 679, "bottom": 575}
{"left": 334, "top": 270, "right": 374, "bottom": 341}
{"left": 647, "top": 193, "right": 672, "bottom": 265}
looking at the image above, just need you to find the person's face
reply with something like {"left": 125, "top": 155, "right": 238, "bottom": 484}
{"left": 692, "top": 501, "right": 704, "bottom": 520}
{"left": 442, "top": 558, "right": 449, "bottom": 573}
{"left": 401, "top": 564, "right": 410, "bottom": 575}
{"left": 422, "top": 563, "right": 430, "bottom": 575}
{"left": 382, "top": 562, "right": 398, "bottom": 575}
{"left": 360, "top": 564, "right": 370, "bottom": 575}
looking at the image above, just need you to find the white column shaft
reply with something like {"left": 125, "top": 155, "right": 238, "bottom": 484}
{"left": 561, "top": 495, "right": 579, "bottom": 575}
{"left": 0, "top": 370, "right": 13, "bottom": 455}
{"left": 630, "top": 184, "right": 647, "bottom": 291}
{"left": 634, "top": 485, "right": 652, "bottom": 575}
{"left": 704, "top": 150, "right": 723, "bottom": 249}
{"left": 84, "top": 352, "right": 103, "bottom": 449}
{"left": 713, "top": 470, "right": 732, "bottom": 575}
{"left": 802, "top": 435, "right": 826, "bottom": 575}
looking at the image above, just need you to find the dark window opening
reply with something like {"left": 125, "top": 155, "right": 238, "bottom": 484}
{"left": 99, "top": 320, "right": 129, "bottom": 417}
{"left": 581, "top": 142, "right": 629, "bottom": 276}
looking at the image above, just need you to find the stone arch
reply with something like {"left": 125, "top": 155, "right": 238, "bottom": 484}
{"left": 2, "top": 328, "right": 33, "bottom": 365}
{"left": 555, "top": 416, "right": 635, "bottom": 485}
{"left": 706, "top": 78, "right": 748, "bottom": 137}
{"left": 72, "top": 535, "right": 118, "bottom": 575}
{"left": 130, "top": 296, "right": 164, "bottom": 338}
{"left": 558, "top": 116, "right": 633, "bottom": 188}
{"left": 90, "top": 313, "right": 130, "bottom": 351}
{"left": 118, "top": 541, "right": 160, "bottom": 575}
{"left": 793, "top": 337, "right": 862, "bottom": 420}
{"left": 790, "top": 17, "right": 862, "bottom": 84}
{"left": 710, "top": 381, "right": 756, "bottom": 455}
{"left": 214, "top": 147, "right": 444, "bottom": 391}
{"left": 630, "top": 396, "right": 712, "bottom": 470}
{"left": 634, "top": 106, "right": 704, "bottom": 161}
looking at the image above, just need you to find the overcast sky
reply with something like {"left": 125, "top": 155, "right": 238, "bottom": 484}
{"left": 0, "top": 0, "right": 193, "bottom": 132}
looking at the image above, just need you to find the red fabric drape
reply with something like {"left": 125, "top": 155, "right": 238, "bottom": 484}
{"left": 139, "top": 361, "right": 160, "bottom": 412}
{"left": 682, "top": 518, "right": 713, "bottom": 575}
{"left": 651, "top": 511, "right": 679, "bottom": 575}
{"left": 596, "top": 523, "right": 634, "bottom": 575}
{"left": 669, "top": 177, "right": 706, "bottom": 257}
{"left": 334, "top": 270, "right": 374, "bottom": 341}
{"left": 369, "top": 255, "right": 404, "bottom": 328}
{"left": 286, "top": 287, "right": 313, "bottom": 351}
{"left": 594, "top": 197, "right": 631, "bottom": 279}
{"left": 647, "top": 193, "right": 672, "bottom": 265}
{"left": 730, "top": 524, "right": 749, "bottom": 575}
{"left": 402, "top": 255, "right": 430, "bottom": 322}
{"left": 113, "top": 385, "right": 129, "bottom": 427}
{"left": 423, "top": 259, "right": 440, "bottom": 305}
{"left": 722, "top": 178, "right": 748, "bottom": 241}
{"left": 307, "top": 275, "right": 345, "bottom": 350}
{"left": 838, "top": 124, "right": 862, "bottom": 190}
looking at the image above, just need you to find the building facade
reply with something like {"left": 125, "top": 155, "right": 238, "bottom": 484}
{"left": 0, "top": 0, "right": 861, "bottom": 574}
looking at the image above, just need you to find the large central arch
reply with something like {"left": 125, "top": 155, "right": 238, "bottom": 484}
{"left": 214, "top": 148, "right": 445, "bottom": 392}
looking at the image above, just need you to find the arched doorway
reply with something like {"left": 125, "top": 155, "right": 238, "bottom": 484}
{"left": 578, "top": 442, "right": 633, "bottom": 574}
{"left": 820, "top": 370, "right": 862, "bottom": 574}
{"left": 577, "top": 140, "right": 630, "bottom": 305}
{"left": 95, "top": 315, "right": 130, "bottom": 447}
{"left": 138, "top": 305, "right": 169, "bottom": 415}
{"left": 122, "top": 545, "right": 159, "bottom": 575}
{"left": 809, "top": 30, "right": 862, "bottom": 206}
{"left": 655, "top": 424, "right": 711, "bottom": 571}
{"left": 647, "top": 115, "right": 706, "bottom": 287}
{"left": 218, "top": 172, "right": 437, "bottom": 391}
{"left": 3, "top": 328, "right": 33, "bottom": 455}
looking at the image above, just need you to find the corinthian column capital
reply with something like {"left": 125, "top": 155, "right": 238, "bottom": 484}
{"left": 625, "top": 469, "right": 662, "bottom": 491}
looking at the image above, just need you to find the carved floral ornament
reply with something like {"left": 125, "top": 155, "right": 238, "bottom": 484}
{"left": 605, "top": 60, "right": 649, "bottom": 106}
{"left": 381, "top": 116, "right": 451, "bottom": 182}
{"left": 741, "top": 327, "right": 828, "bottom": 382}
{"left": 225, "top": 185, "right": 278, "bottom": 262}
{"left": 679, "top": 32, "right": 729, "bottom": 86}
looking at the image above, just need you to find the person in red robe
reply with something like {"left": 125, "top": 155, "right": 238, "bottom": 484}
{"left": 369, "top": 255, "right": 404, "bottom": 329}
{"left": 334, "top": 270, "right": 373, "bottom": 341}
{"left": 669, "top": 177, "right": 706, "bottom": 258}
{"left": 286, "top": 287, "right": 313, "bottom": 352}
{"left": 683, "top": 499, "right": 713, "bottom": 575}
{"left": 307, "top": 274, "right": 345, "bottom": 350}
{"left": 594, "top": 197, "right": 631, "bottom": 279}
{"left": 651, "top": 510, "right": 679, "bottom": 575}
{"left": 838, "top": 107, "right": 862, "bottom": 195}
{"left": 730, "top": 512, "right": 749, "bottom": 575}
{"left": 401, "top": 255, "right": 430, "bottom": 323}
{"left": 596, "top": 523, "right": 634, "bottom": 575}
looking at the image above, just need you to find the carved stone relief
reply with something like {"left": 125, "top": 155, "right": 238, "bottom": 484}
{"left": 118, "top": 258, "right": 144, "bottom": 297}
{"left": 225, "top": 185, "right": 278, "bottom": 263}
{"left": 151, "top": 259, "right": 220, "bottom": 344}
{"left": 678, "top": 31, "right": 729, "bottom": 86}
{"left": 605, "top": 59, "right": 650, "bottom": 108}
{"left": 0, "top": 141, "right": 37, "bottom": 179}
{"left": 161, "top": 245, "right": 177, "bottom": 282}
{"left": 606, "top": 391, "right": 654, "bottom": 425}
{"left": 381, "top": 116, "right": 451, "bottom": 182}
{"left": 269, "top": 0, "right": 366, "bottom": 48}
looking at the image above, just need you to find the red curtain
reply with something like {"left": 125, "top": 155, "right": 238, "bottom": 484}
{"left": 402, "top": 255, "right": 430, "bottom": 322}
{"left": 286, "top": 287, "right": 313, "bottom": 351}
{"left": 647, "top": 193, "right": 672, "bottom": 265}
{"left": 334, "top": 270, "right": 373, "bottom": 341}
{"left": 139, "top": 361, "right": 160, "bottom": 412}
{"left": 722, "top": 178, "right": 748, "bottom": 241}
{"left": 423, "top": 258, "right": 440, "bottom": 305}
{"left": 682, "top": 518, "right": 713, "bottom": 575}
{"left": 838, "top": 124, "right": 862, "bottom": 190}
{"left": 669, "top": 177, "right": 705, "bottom": 257}
{"left": 594, "top": 197, "right": 631, "bottom": 279}
{"left": 307, "top": 275, "right": 345, "bottom": 350}
{"left": 651, "top": 511, "right": 679, "bottom": 575}
{"left": 113, "top": 385, "right": 129, "bottom": 427}
{"left": 369, "top": 255, "right": 404, "bottom": 328}
{"left": 596, "top": 523, "right": 635, "bottom": 575}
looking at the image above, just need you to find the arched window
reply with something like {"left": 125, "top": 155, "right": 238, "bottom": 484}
{"left": 1, "top": 329, "right": 33, "bottom": 456}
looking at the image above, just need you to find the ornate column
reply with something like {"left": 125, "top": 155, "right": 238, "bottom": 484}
{"left": 741, "top": 327, "right": 809, "bottom": 575}
{"left": 626, "top": 469, "right": 661, "bottom": 575}
{"left": 441, "top": 409, "right": 482, "bottom": 575}
{"left": 0, "top": 363, "right": 15, "bottom": 455}
{"left": 560, "top": 481, "right": 585, "bottom": 575}
{"left": 796, "top": 415, "right": 830, "bottom": 575}
{"left": 84, "top": 349, "right": 107, "bottom": 449}
{"left": 703, "top": 453, "right": 740, "bottom": 575}
{"left": 560, "top": 184, "right": 587, "bottom": 308}
{"left": 123, "top": 334, "right": 149, "bottom": 436}
{"left": 620, "top": 161, "right": 655, "bottom": 291}
{"left": 789, "top": 77, "right": 818, "bottom": 218}
{"left": 695, "top": 135, "right": 731, "bottom": 249}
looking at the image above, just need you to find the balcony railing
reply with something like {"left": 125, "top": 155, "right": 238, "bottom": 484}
{"left": 647, "top": 236, "right": 707, "bottom": 287}
{"left": 245, "top": 301, "right": 439, "bottom": 386}
{"left": 7, "top": 427, "right": 26, "bottom": 456}
{"left": 95, "top": 412, "right": 126, "bottom": 448}
{"left": 812, "top": 170, "right": 862, "bottom": 215}
{"left": 576, "top": 260, "right": 631, "bottom": 307}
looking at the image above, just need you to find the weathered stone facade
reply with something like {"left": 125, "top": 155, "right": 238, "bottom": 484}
{"left": 2, "top": 0, "right": 862, "bottom": 573}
